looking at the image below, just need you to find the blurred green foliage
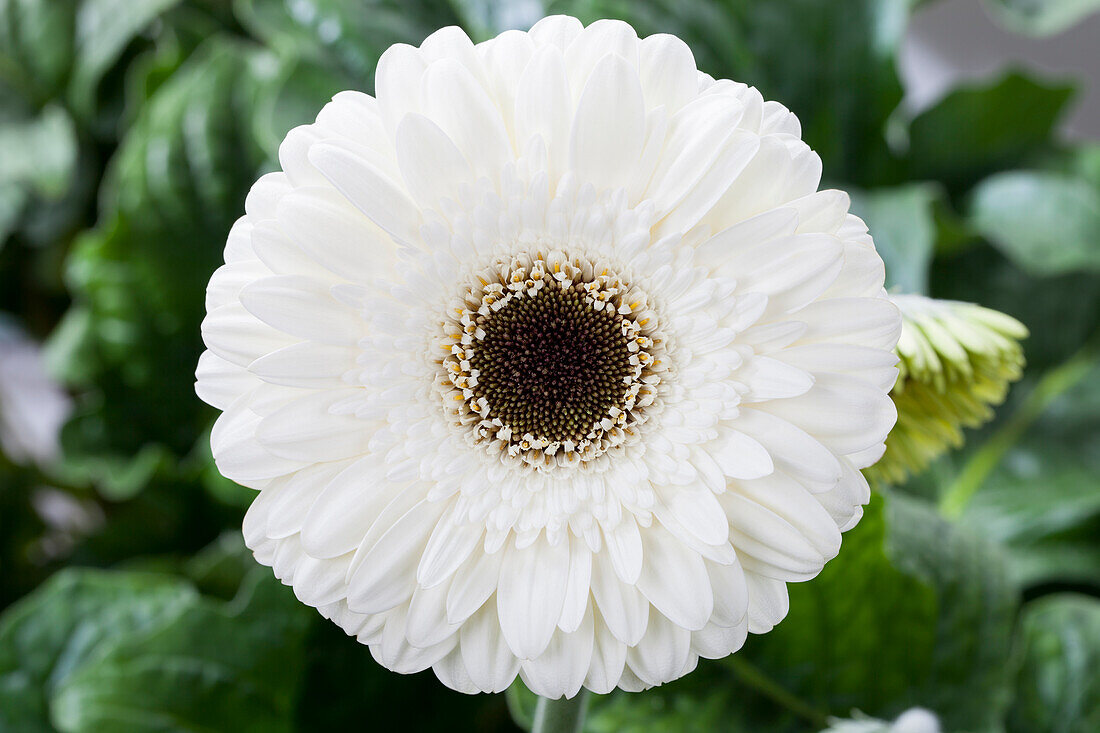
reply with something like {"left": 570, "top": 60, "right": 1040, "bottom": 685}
{"left": 0, "top": 0, "right": 1098, "bottom": 731}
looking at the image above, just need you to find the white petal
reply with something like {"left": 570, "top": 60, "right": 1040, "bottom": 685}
{"left": 248, "top": 341, "right": 357, "bottom": 389}
{"left": 585, "top": 616, "right": 628, "bottom": 694}
{"left": 590, "top": 551, "right": 648, "bottom": 646}
{"left": 559, "top": 538, "right": 592, "bottom": 632}
{"left": 795, "top": 297, "right": 902, "bottom": 351}
{"left": 694, "top": 206, "right": 798, "bottom": 269}
{"left": 205, "top": 257, "right": 269, "bottom": 313}
{"left": 308, "top": 142, "right": 422, "bottom": 246}
{"left": 293, "top": 553, "right": 351, "bottom": 607}
{"left": 733, "top": 408, "right": 841, "bottom": 492}
{"left": 346, "top": 498, "right": 448, "bottom": 614}
{"left": 264, "top": 462, "right": 348, "bottom": 539}
{"left": 603, "top": 516, "right": 643, "bottom": 584}
{"left": 645, "top": 94, "right": 743, "bottom": 216}
{"left": 497, "top": 536, "right": 569, "bottom": 658}
{"left": 244, "top": 172, "right": 291, "bottom": 221}
{"left": 654, "top": 132, "right": 759, "bottom": 237}
{"left": 707, "top": 136, "right": 821, "bottom": 228}
{"left": 196, "top": 351, "right": 258, "bottom": 410}
{"left": 636, "top": 524, "right": 713, "bottom": 631}
{"left": 418, "top": 507, "right": 485, "bottom": 588}
{"left": 528, "top": 15, "right": 583, "bottom": 50}
{"left": 563, "top": 19, "right": 639, "bottom": 97}
{"left": 515, "top": 45, "right": 571, "bottom": 183}
{"left": 710, "top": 427, "right": 774, "bottom": 480}
{"left": 722, "top": 491, "right": 826, "bottom": 579}
{"left": 421, "top": 58, "right": 512, "bottom": 185}
{"left": 707, "top": 558, "right": 749, "bottom": 628}
{"left": 277, "top": 186, "right": 397, "bottom": 283}
{"left": 735, "top": 475, "right": 841, "bottom": 560}
{"left": 406, "top": 580, "right": 461, "bottom": 648}
{"left": 375, "top": 43, "right": 427, "bottom": 134}
{"left": 202, "top": 302, "right": 295, "bottom": 368}
{"left": 638, "top": 33, "right": 697, "bottom": 113}
{"left": 239, "top": 275, "right": 363, "bottom": 345}
{"left": 460, "top": 603, "right": 521, "bottom": 693}
{"left": 521, "top": 606, "right": 594, "bottom": 698}
{"left": 737, "top": 355, "right": 815, "bottom": 401}
{"left": 568, "top": 53, "right": 646, "bottom": 193}
{"left": 760, "top": 374, "right": 898, "bottom": 455}
{"left": 745, "top": 572, "right": 789, "bottom": 633}
{"left": 395, "top": 113, "right": 473, "bottom": 209}
{"left": 692, "top": 621, "right": 748, "bottom": 659}
{"left": 447, "top": 547, "right": 504, "bottom": 624}
{"left": 279, "top": 125, "right": 327, "bottom": 187}
{"left": 433, "top": 648, "right": 481, "bottom": 694}
{"left": 658, "top": 482, "right": 729, "bottom": 547}
{"left": 211, "top": 401, "right": 303, "bottom": 484}
{"left": 298, "top": 455, "right": 402, "bottom": 558}
{"left": 372, "top": 607, "right": 455, "bottom": 674}
{"left": 625, "top": 608, "right": 692, "bottom": 686}
{"left": 255, "top": 389, "right": 370, "bottom": 463}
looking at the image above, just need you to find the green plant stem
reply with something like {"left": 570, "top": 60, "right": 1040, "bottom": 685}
{"left": 531, "top": 691, "right": 590, "bottom": 733}
{"left": 727, "top": 656, "right": 830, "bottom": 729}
{"left": 939, "top": 339, "right": 1100, "bottom": 518}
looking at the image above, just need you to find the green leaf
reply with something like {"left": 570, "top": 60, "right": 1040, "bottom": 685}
{"left": 50, "top": 570, "right": 313, "bottom": 733}
{"left": 0, "top": 0, "right": 180, "bottom": 111}
{"left": 757, "top": 493, "right": 1016, "bottom": 731}
{"left": 234, "top": 0, "right": 462, "bottom": 93}
{"left": 0, "top": 0, "right": 77, "bottom": 106}
{"left": 0, "top": 0, "right": 182, "bottom": 247}
{"left": 52, "top": 39, "right": 267, "bottom": 472}
{"left": 583, "top": 493, "right": 1018, "bottom": 733}
{"left": 984, "top": 0, "right": 1100, "bottom": 36}
{"left": 958, "top": 360, "right": 1100, "bottom": 588}
{"left": 0, "top": 105, "right": 78, "bottom": 199}
{"left": 743, "top": 496, "right": 937, "bottom": 724}
{"left": 249, "top": 53, "right": 349, "bottom": 156}
{"left": 850, "top": 184, "right": 939, "bottom": 293}
{"left": 1008, "top": 594, "right": 1100, "bottom": 732}
{"left": 66, "top": 0, "right": 184, "bottom": 120}
{"left": 968, "top": 170, "right": 1100, "bottom": 276}
{"left": 547, "top": 0, "right": 909, "bottom": 185}
{"left": 906, "top": 72, "right": 1074, "bottom": 191}
{"left": 883, "top": 495, "right": 1018, "bottom": 730}
{"left": 184, "top": 531, "right": 254, "bottom": 600}
{"left": 0, "top": 569, "right": 197, "bottom": 731}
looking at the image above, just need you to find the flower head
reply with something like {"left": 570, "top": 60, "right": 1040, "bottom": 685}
{"left": 867, "top": 294, "right": 1027, "bottom": 486}
{"left": 197, "top": 16, "right": 901, "bottom": 697}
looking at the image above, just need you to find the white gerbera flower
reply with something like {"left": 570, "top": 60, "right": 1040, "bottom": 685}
{"left": 196, "top": 16, "right": 901, "bottom": 698}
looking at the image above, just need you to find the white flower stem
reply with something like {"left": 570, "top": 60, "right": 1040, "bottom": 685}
{"left": 531, "top": 691, "right": 590, "bottom": 733}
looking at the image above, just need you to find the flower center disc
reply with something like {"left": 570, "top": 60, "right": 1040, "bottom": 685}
{"left": 470, "top": 282, "right": 633, "bottom": 444}
{"left": 439, "top": 252, "right": 665, "bottom": 470}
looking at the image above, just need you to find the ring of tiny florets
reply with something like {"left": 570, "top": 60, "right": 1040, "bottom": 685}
{"left": 435, "top": 250, "right": 667, "bottom": 471}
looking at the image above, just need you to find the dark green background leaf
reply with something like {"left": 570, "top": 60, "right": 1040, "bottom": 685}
{"left": 906, "top": 73, "right": 1075, "bottom": 191}
{"left": 0, "top": 569, "right": 197, "bottom": 731}
{"left": 968, "top": 170, "right": 1100, "bottom": 276}
{"left": 1008, "top": 594, "right": 1100, "bottom": 732}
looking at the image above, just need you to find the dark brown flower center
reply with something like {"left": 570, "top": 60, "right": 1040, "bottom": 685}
{"left": 470, "top": 281, "right": 633, "bottom": 443}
